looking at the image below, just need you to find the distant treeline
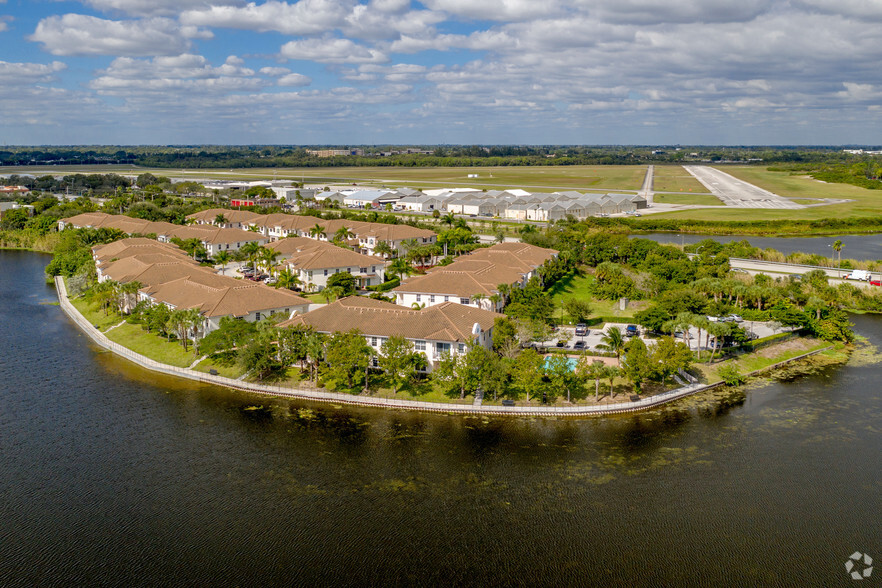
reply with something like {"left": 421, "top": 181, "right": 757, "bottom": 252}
{"left": 0, "top": 145, "right": 865, "bottom": 169}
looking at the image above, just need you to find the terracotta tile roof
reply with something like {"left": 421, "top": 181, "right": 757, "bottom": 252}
{"left": 266, "top": 237, "right": 383, "bottom": 270}
{"left": 393, "top": 242, "right": 557, "bottom": 297}
{"left": 279, "top": 297, "right": 502, "bottom": 342}
{"left": 186, "top": 208, "right": 264, "bottom": 224}
{"left": 92, "top": 238, "right": 192, "bottom": 263}
{"left": 145, "top": 276, "right": 309, "bottom": 317}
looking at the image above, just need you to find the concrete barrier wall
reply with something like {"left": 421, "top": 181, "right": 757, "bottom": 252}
{"left": 53, "top": 277, "right": 831, "bottom": 417}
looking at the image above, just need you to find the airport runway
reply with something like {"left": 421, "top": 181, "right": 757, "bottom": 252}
{"left": 683, "top": 165, "right": 804, "bottom": 209}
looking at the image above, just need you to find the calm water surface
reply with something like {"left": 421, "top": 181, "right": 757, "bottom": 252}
{"left": 1, "top": 250, "right": 881, "bottom": 586}
{"left": 640, "top": 232, "right": 882, "bottom": 261}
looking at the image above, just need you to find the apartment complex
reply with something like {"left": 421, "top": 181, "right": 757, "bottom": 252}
{"left": 279, "top": 296, "right": 502, "bottom": 372}
{"left": 392, "top": 242, "right": 557, "bottom": 311}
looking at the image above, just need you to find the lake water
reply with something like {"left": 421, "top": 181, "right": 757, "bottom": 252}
{"left": 2, "top": 250, "right": 881, "bottom": 586}
{"left": 639, "top": 232, "right": 882, "bottom": 261}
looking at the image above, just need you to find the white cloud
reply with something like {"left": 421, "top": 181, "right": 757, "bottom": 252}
{"left": 180, "top": 0, "right": 352, "bottom": 35}
{"left": 420, "top": 0, "right": 563, "bottom": 21}
{"left": 277, "top": 72, "right": 312, "bottom": 86}
{"left": 80, "top": 0, "right": 244, "bottom": 18}
{"left": 260, "top": 66, "right": 291, "bottom": 76}
{"left": 794, "top": 0, "right": 882, "bottom": 20}
{"left": 0, "top": 60, "right": 66, "bottom": 84}
{"left": 281, "top": 37, "right": 387, "bottom": 63}
{"left": 90, "top": 54, "right": 263, "bottom": 97}
{"left": 30, "top": 14, "right": 211, "bottom": 56}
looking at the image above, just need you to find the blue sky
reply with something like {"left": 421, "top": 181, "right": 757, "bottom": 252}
{"left": 2, "top": 0, "right": 882, "bottom": 145}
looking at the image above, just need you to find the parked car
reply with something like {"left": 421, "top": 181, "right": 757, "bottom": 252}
{"left": 625, "top": 324, "right": 639, "bottom": 337}
{"left": 556, "top": 340, "right": 568, "bottom": 348}
{"left": 573, "top": 340, "right": 586, "bottom": 350}
{"left": 728, "top": 314, "right": 743, "bottom": 323}
{"left": 574, "top": 323, "right": 588, "bottom": 336}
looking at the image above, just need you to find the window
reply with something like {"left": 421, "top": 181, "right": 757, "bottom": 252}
{"left": 324, "top": 269, "right": 328, "bottom": 276}
{"left": 414, "top": 340, "right": 426, "bottom": 351}
{"left": 255, "top": 312, "right": 261, "bottom": 321}
{"left": 460, "top": 298, "right": 470, "bottom": 305}
{"left": 458, "top": 343, "right": 465, "bottom": 353}
{"left": 371, "top": 337, "right": 378, "bottom": 347}
{"left": 429, "top": 295, "right": 435, "bottom": 303}
{"left": 347, "top": 268, "right": 351, "bottom": 273}
{"left": 360, "top": 267, "right": 367, "bottom": 274}
{"left": 372, "top": 266, "right": 376, "bottom": 272}
{"left": 436, "top": 342, "right": 450, "bottom": 355}
{"left": 416, "top": 294, "right": 421, "bottom": 302}
{"left": 444, "top": 296, "right": 449, "bottom": 302}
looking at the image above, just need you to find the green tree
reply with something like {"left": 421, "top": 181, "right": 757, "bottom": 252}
{"left": 622, "top": 337, "right": 652, "bottom": 392}
{"left": 322, "top": 329, "right": 373, "bottom": 392}
{"left": 373, "top": 240, "right": 394, "bottom": 259}
{"left": 597, "top": 326, "right": 626, "bottom": 365}
{"left": 326, "top": 271, "right": 356, "bottom": 295}
{"left": 379, "top": 335, "right": 419, "bottom": 394}
{"left": 649, "top": 336, "right": 693, "bottom": 381}
{"left": 512, "top": 347, "right": 545, "bottom": 402}
{"left": 387, "top": 257, "right": 413, "bottom": 281}
{"left": 563, "top": 298, "right": 591, "bottom": 324}
{"left": 214, "top": 250, "right": 232, "bottom": 275}
{"left": 275, "top": 267, "right": 301, "bottom": 290}
{"left": 545, "top": 354, "right": 581, "bottom": 403}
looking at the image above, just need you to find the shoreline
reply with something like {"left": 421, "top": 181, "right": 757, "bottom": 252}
{"left": 54, "top": 276, "right": 833, "bottom": 417}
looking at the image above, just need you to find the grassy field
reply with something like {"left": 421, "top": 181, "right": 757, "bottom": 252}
{"left": 653, "top": 166, "right": 882, "bottom": 221}
{"left": 548, "top": 270, "right": 647, "bottom": 323}
{"left": 693, "top": 337, "right": 833, "bottom": 382}
{"left": 2, "top": 163, "right": 648, "bottom": 192}
{"left": 651, "top": 165, "right": 709, "bottom": 193}
{"left": 653, "top": 193, "right": 724, "bottom": 206}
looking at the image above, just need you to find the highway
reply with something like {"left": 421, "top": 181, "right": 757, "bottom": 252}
{"left": 725, "top": 257, "right": 881, "bottom": 288}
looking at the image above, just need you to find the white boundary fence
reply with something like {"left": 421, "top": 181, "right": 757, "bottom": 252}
{"left": 54, "top": 277, "right": 830, "bottom": 417}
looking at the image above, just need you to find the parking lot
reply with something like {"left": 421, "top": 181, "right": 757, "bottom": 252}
{"left": 534, "top": 320, "right": 789, "bottom": 355}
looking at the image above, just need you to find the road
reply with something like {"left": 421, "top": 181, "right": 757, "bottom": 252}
{"left": 640, "top": 165, "right": 654, "bottom": 205}
{"left": 725, "top": 257, "right": 881, "bottom": 288}
{"left": 683, "top": 165, "right": 804, "bottom": 209}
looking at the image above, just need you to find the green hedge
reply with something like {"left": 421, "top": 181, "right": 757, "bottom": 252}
{"left": 365, "top": 277, "right": 401, "bottom": 292}
{"left": 742, "top": 330, "right": 801, "bottom": 352}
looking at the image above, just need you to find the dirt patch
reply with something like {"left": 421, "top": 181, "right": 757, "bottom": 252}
{"left": 754, "top": 337, "right": 815, "bottom": 359}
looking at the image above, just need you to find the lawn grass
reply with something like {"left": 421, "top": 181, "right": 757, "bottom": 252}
{"left": 651, "top": 165, "right": 709, "bottom": 193}
{"left": 693, "top": 337, "right": 831, "bottom": 382}
{"left": 6, "top": 163, "right": 648, "bottom": 192}
{"left": 653, "top": 193, "right": 724, "bottom": 206}
{"left": 652, "top": 166, "right": 882, "bottom": 221}
{"left": 548, "top": 269, "right": 646, "bottom": 322}
{"left": 69, "top": 294, "right": 126, "bottom": 331}
{"left": 192, "top": 359, "right": 245, "bottom": 379}
{"left": 105, "top": 323, "right": 196, "bottom": 367}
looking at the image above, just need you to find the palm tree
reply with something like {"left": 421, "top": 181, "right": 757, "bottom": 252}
{"left": 260, "top": 247, "right": 280, "bottom": 276}
{"left": 388, "top": 257, "right": 413, "bottom": 281}
{"left": 308, "top": 223, "right": 326, "bottom": 240}
{"left": 321, "top": 285, "right": 344, "bottom": 305}
{"left": 496, "top": 283, "right": 512, "bottom": 307}
{"left": 239, "top": 241, "right": 261, "bottom": 269}
{"left": 333, "top": 226, "right": 355, "bottom": 244}
{"left": 578, "top": 357, "right": 606, "bottom": 399}
{"left": 214, "top": 250, "right": 231, "bottom": 276}
{"left": 440, "top": 212, "right": 456, "bottom": 227}
{"left": 832, "top": 239, "right": 843, "bottom": 277}
{"left": 471, "top": 293, "right": 487, "bottom": 309}
{"left": 214, "top": 213, "right": 228, "bottom": 226}
{"left": 411, "top": 302, "right": 426, "bottom": 310}
{"left": 276, "top": 268, "right": 301, "bottom": 291}
{"left": 373, "top": 240, "right": 394, "bottom": 259}
{"left": 488, "top": 293, "right": 502, "bottom": 311}
{"left": 706, "top": 321, "right": 730, "bottom": 364}
{"left": 597, "top": 326, "right": 626, "bottom": 365}
{"left": 603, "top": 365, "right": 620, "bottom": 398}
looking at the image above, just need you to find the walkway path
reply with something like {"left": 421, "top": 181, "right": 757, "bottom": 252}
{"left": 54, "top": 277, "right": 830, "bottom": 418}
{"left": 640, "top": 165, "right": 654, "bottom": 205}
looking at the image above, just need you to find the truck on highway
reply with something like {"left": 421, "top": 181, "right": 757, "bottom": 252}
{"left": 845, "top": 270, "right": 872, "bottom": 281}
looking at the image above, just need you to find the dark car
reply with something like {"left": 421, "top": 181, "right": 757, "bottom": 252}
{"left": 573, "top": 340, "right": 586, "bottom": 350}
{"left": 625, "top": 324, "right": 639, "bottom": 337}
